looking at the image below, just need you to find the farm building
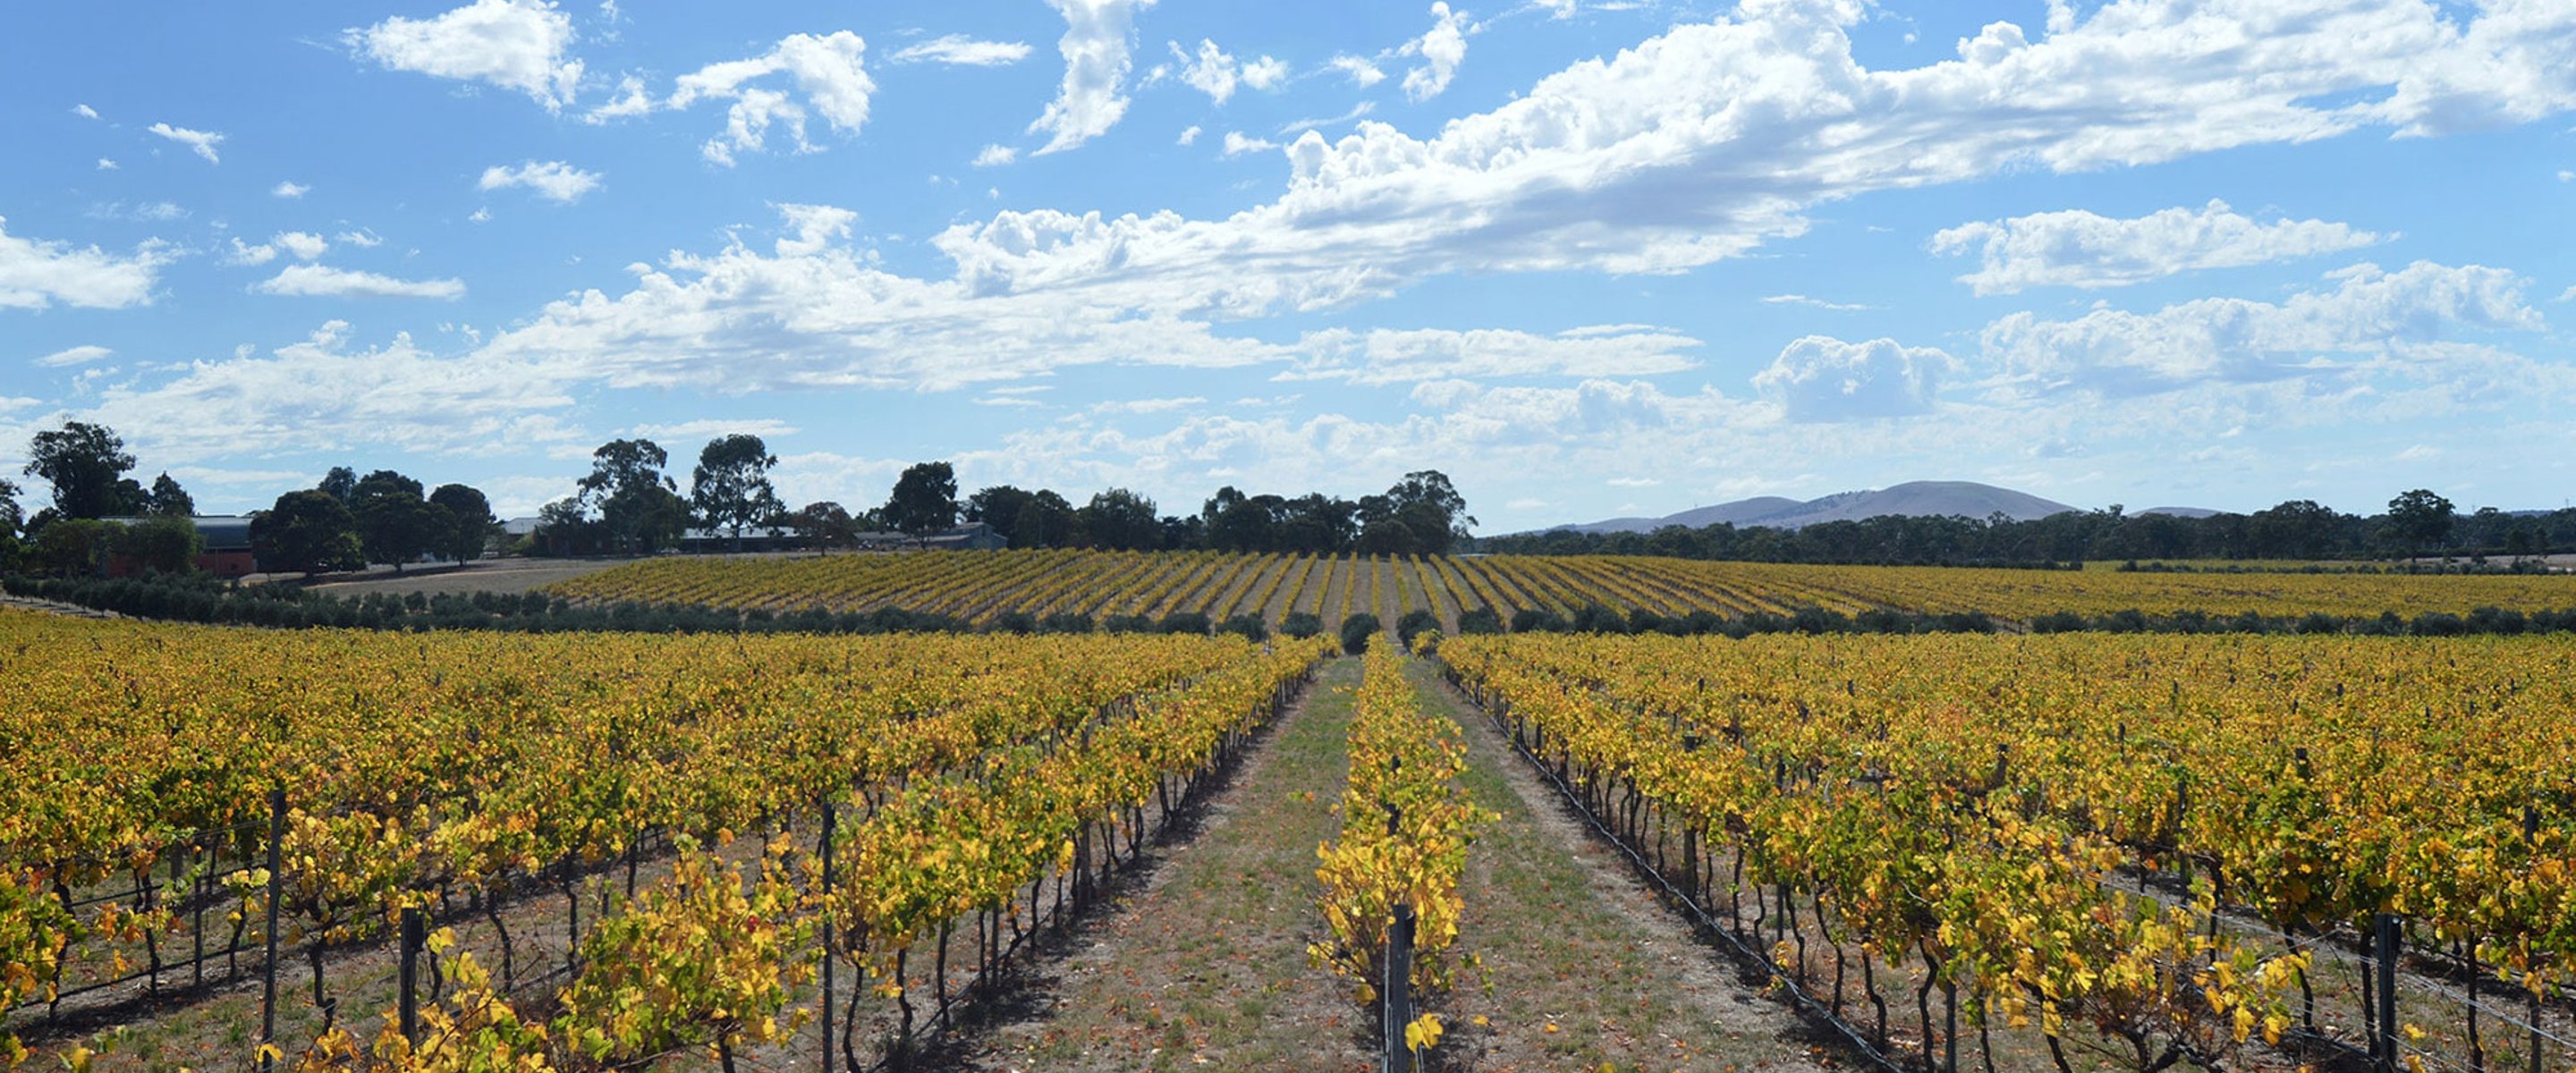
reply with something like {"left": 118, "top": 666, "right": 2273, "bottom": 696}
{"left": 100, "top": 515, "right": 258, "bottom": 578}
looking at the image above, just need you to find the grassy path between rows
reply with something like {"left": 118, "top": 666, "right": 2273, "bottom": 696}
{"left": 965, "top": 649, "right": 1841, "bottom": 1073}
{"left": 964, "top": 655, "right": 1373, "bottom": 1072}
{"left": 1407, "top": 656, "right": 1835, "bottom": 1073}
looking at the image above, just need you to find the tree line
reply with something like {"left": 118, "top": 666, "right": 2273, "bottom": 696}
{"left": 0, "top": 421, "right": 496, "bottom": 577}
{"left": 0, "top": 422, "right": 1479, "bottom": 577}
{"left": 528, "top": 435, "right": 1478, "bottom": 558}
{"left": 1475, "top": 491, "right": 2556, "bottom": 565}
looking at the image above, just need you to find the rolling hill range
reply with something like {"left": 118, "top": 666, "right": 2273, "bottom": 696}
{"left": 1547, "top": 480, "right": 2082, "bottom": 535}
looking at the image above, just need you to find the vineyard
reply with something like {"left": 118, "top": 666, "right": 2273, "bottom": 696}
{"left": 1441, "top": 631, "right": 2576, "bottom": 1073}
{"left": 8, "top": 594, "right": 2576, "bottom": 1073}
{"left": 0, "top": 609, "right": 1333, "bottom": 1069}
{"left": 540, "top": 550, "right": 2576, "bottom": 630}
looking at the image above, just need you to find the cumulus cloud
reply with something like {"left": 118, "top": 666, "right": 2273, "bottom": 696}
{"left": 892, "top": 35, "right": 1032, "bottom": 66}
{"left": 226, "top": 232, "right": 329, "bottom": 267}
{"left": 252, "top": 265, "right": 467, "bottom": 300}
{"left": 1220, "top": 131, "right": 1278, "bottom": 156}
{"left": 1401, "top": 3, "right": 1471, "bottom": 101}
{"left": 1169, "top": 38, "right": 1286, "bottom": 105}
{"left": 275, "top": 232, "right": 330, "bottom": 260}
{"left": 670, "top": 31, "right": 874, "bottom": 165}
{"left": 581, "top": 75, "right": 654, "bottom": 123}
{"left": 973, "top": 144, "right": 1019, "bottom": 167}
{"left": 148, "top": 123, "right": 225, "bottom": 164}
{"left": 349, "top": 0, "right": 583, "bottom": 111}
{"left": 88, "top": 320, "right": 579, "bottom": 460}
{"left": 272, "top": 181, "right": 309, "bottom": 199}
{"left": 72, "top": 104, "right": 99, "bottom": 120}
{"left": 1982, "top": 260, "right": 2544, "bottom": 396}
{"left": 1291, "top": 324, "right": 1700, "bottom": 384}
{"left": 1176, "top": 125, "right": 1201, "bottom": 146}
{"left": 225, "top": 239, "right": 279, "bottom": 267}
{"left": 1933, "top": 199, "right": 2386, "bottom": 295}
{"left": 96, "top": 158, "right": 117, "bottom": 171}
{"left": 479, "top": 159, "right": 603, "bottom": 203}
{"left": 0, "top": 217, "right": 171, "bottom": 310}
{"left": 453, "top": 204, "right": 1289, "bottom": 400}
{"left": 771, "top": 203, "right": 856, "bottom": 257}
{"left": 1329, "top": 55, "right": 1386, "bottom": 87}
{"left": 1754, "top": 335, "right": 1953, "bottom": 421}
{"left": 35, "top": 345, "right": 114, "bottom": 368}
{"left": 1761, "top": 294, "right": 1874, "bottom": 310}
{"left": 1028, "top": 0, "right": 1156, "bottom": 155}
{"left": 924, "top": 1, "right": 2576, "bottom": 324}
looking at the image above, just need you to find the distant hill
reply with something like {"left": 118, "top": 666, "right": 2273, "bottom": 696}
{"left": 1548, "top": 481, "right": 2082, "bottom": 535}
{"left": 2136, "top": 506, "right": 2221, "bottom": 519}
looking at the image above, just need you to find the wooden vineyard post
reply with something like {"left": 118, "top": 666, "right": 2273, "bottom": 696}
{"left": 1384, "top": 903, "right": 1416, "bottom": 1073}
{"left": 260, "top": 787, "right": 284, "bottom": 1073}
{"left": 398, "top": 907, "right": 425, "bottom": 1046}
{"left": 2374, "top": 913, "right": 2401, "bottom": 1073}
{"left": 821, "top": 799, "right": 838, "bottom": 1073}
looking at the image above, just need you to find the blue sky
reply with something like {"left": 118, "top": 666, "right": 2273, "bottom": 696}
{"left": 4, "top": 0, "right": 2574, "bottom": 528}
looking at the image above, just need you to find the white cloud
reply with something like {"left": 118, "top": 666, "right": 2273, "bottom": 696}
{"left": 0, "top": 217, "right": 171, "bottom": 310}
{"left": 973, "top": 144, "right": 1019, "bottom": 167}
{"left": 95, "top": 158, "right": 116, "bottom": 171}
{"left": 35, "top": 345, "right": 114, "bottom": 368}
{"left": 1028, "top": 0, "right": 1156, "bottom": 155}
{"left": 1241, "top": 55, "right": 1290, "bottom": 91}
{"left": 252, "top": 265, "right": 467, "bottom": 300}
{"left": 1761, "top": 294, "right": 1874, "bottom": 311}
{"left": 1753, "top": 335, "right": 1953, "bottom": 421}
{"left": 1089, "top": 396, "right": 1208, "bottom": 415}
{"left": 272, "top": 181, "right": 309, "bottom": 199}
{"left": 1983, "top": 260, "right": 2544, "bottom": 396}
{"left": 1173, "top": 39, "right": 1241, "bottom": 105}
{"left": 227, "top": 232, "right": 327, "bottom": 266}
{"left": 335, "top": 229, "right": 385, "bottom": 248}
{"left": 771, "top": 203, "right": 857, "bottom": 257}
{"left": 88, "top": 320, "right": 580, "bottom": 460}
{"left": 670, "top": 31, "right": 874, "bottom": 165}
{"left": 148, "top": 123, "right": 225, "bottom": 164}
{"left": 460, "top": 204, "right": 1289, "bottom": 398}
{"left": 1328, "top": 55, "right": 1385, "bottom": 88}
{"left": 1220, "top": 131, "right": 1277, "bottom": 156}
{"left": 275, "top": 232, "right": 329, "bottom": 260}
{"left": 226, "top": 238, "right": 279, "bottom": 267}
{"left": 1279, "top": 103, "right": 1378, "bottom": 136}
{"left": 470, "top": 207, "right": 493, "bottom": 223}
{"left": 1933, "top": 199, "right": 2386, "bottom": 295}
{"left": 628, "top": 418, "right": 800, "bottom": 442}
{"left": 1176, "top": 124, "right": 1202, "bottom": 146}
{"left": 1401, "top": 3, "right": 1472, "bottom": 102}
{"left": 2558, "top": 169, "right": 2573, "bottom": 182}
{"left": 1292, "top": 324, "right": 1699, "bottom": 384}
{"left": 479, "top": 159, "right": 604, "bottom": 203}
{"left": 1167, "top": 38, "right": 1284, "bottom": 105}
{"left": 893, "top": 34, "right": 1030, "bottom": 67}
{"left": 582, "top": 74, "right": 655, "bottom": 123}
{"left": 349, "top": 0, "right": 583, "bottom": 111}
{"left": 72, "top": 104, "right": 98, "bottom": 120}
{"left": 927, "top": 2, "right": 2576, "bottom": 325}
{"left": 2560, "top": 283, "right": 2576, "bottom": 303}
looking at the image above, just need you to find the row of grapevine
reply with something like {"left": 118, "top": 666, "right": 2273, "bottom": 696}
{"left": 546, "top": 550, "right": 2576, "bottom": 636}
{"left": 1310, "top": 642, "right": 1490, "bottom": 1067}
{"left": 1440, "top": 632, "right": 2576, "bottom": 1073}
{"left": 0, "top": 609, "right": 1328, "bottom": 1069}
